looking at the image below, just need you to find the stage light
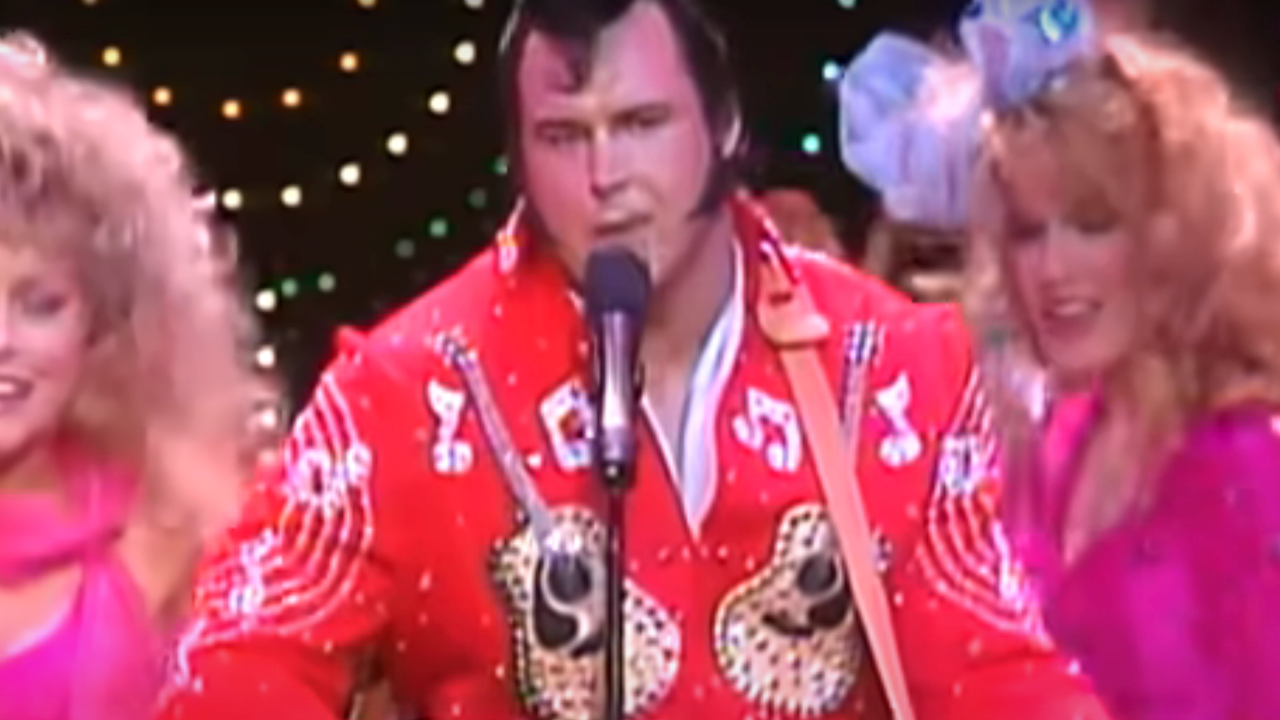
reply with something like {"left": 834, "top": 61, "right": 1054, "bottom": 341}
{"left": 464, "top": 0, "right": 484, "bottom": 8}
{"left": 454, "top": 40, "right": 477, "bottom": 65}
{"left": 492, "top": 155, "right": 509, "bottom": 175}
{"left": 222, "top": 99, "right": 242, "bottom": 119}
{"left": 428, "top": 90, "right": 451, "bottom": 115}
{"left": 467, "top": 188, "right": 488, "bottom": 209}
{"left": 837, "top": 0, "right": 857, "bottom": 7}
{"left": 822, "top": 60, "right": 842, "bottom": 81}
{"left": 802, "top": 133, "right": 822, "bottom": 155}
{"left": 220, "top": 188, "right": 243, "bottom": 210}
{"left": 101, "top": 46, "right": 121, "bottom": 67}
{"left": 254, "top": 404, "right": 282, "bottom": 432}
{"left": 280, "top": 278, "right": 300, "bottom": 298}
{"left": 280, "top": 185, "right": 302, "bottom": 207}
{"left": 281, "top": 88, "right": 302, "bottom": 108}
{"left": 386, "top": 131, "right": 409, "bottom": 156}
{"left": 152, "top": 86, "right": 172, "bottom": 106}
{"left": 254, "top": 289, "right": 278, "bottom": 313}
{"left": 428, "top": 217, "right": 449, "bottom": 238}
{"left": 357, "top": 0, "right": 377, "bottom": 7}
{"left": 340, "top": 51, "right": 360, "bottom": 73}
{"left": 338, "top": 162, "right": 362, "bottom": 186}
{"left": 394, "top": 239, "right": 415, "bottom": 258}
{"left": 317, "top": 273, "right": 337, "bottom": 292}
{"left": 255, "top": 345, "right": 277, "bottom": 369}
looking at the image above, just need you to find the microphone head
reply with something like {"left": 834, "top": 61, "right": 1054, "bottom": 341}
{"left": 584, "top": 247, "right": 651, "bottom": 323}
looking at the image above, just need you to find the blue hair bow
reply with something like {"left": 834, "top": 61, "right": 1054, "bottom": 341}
{"left": 838, "top": 0, "right": 1098, "bottom": 228}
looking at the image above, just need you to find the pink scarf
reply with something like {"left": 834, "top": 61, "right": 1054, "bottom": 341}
{"left": 0, "top": 443, "right": 165, "bottom": 720}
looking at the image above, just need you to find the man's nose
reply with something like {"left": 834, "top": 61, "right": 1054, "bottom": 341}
{"left": 588, "top": 130, "right": 629, "bottom": 198}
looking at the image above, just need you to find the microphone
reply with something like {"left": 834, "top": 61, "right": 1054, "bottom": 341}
{"left": 584, "top": 246, "right": 650, "bottom": 720}
{"left": 584, "top": 247, "right": 651, "bottom": 490}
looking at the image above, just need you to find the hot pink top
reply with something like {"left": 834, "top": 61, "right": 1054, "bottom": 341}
{"left": 1008, "top": 396, "right": 1280, "bottom": 720}
{"left": 0, "top": 446, "right": 166, "bottom": 720}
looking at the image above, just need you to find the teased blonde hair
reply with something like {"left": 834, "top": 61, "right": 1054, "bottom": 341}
{"left": 968, "top": 30, "right": 1280, "bottom": 473}
{"left": 0, "top": 32, "right": 276, "bottom": 535}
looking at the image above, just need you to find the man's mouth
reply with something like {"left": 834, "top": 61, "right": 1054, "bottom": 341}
{"left": 594, "top": 216, "right": 649, "bottom": 238}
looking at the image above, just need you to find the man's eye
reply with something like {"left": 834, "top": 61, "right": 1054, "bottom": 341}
{"left": 538, "top": 125, "right": 586, "bottom": 147}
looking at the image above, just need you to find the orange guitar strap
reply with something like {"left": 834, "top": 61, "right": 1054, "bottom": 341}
{"left": 756, "top": 256, "right": 918, "bottom": 720}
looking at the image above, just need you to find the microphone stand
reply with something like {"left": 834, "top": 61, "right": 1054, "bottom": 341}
{"left": 602, "top": 460, "right": 629, "bottom": 720}
{"left": 597, "top": 378, "right": 640, "bottom": 720}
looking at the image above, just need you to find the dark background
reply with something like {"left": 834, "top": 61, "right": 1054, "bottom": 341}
{"left": 5, "top": 0, "right": 1277, "bottom": 404}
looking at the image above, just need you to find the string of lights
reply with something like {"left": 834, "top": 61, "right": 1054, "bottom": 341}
{"left": 96, "top": 43, "right": 481, "bottom": 210}
{"left": 23, "top": 0, "right": 886, "bottom": 398}
{"left": 68, "top": 0, "right": 505, "bottom": 383}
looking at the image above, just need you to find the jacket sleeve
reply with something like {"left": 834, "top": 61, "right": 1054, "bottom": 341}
{"left": 156, "top": 335, "right": 420, "bottom": 720}
{"left": 884, "top": 307, "right": 1112, "bottom": 720}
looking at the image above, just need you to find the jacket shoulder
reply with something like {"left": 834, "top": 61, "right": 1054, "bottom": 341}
{"left": 787, "top": 247, "right": 970, "bottom": 356}
{"left": 330, "top": 249, "right": 502, "bottom": 379}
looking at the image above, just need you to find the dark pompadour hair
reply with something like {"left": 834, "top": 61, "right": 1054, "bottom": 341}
{"left": 497, "top": 0, "right": 743, "bottom": 213}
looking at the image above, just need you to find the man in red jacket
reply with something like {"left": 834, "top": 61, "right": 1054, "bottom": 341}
{"left": 157, "top": 0, "right": 1110, "bottom": 718}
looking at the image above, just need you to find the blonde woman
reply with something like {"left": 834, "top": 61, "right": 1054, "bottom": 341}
{"left": 0, "top": 34, "right": 274, "bottom": 719}
{"left": 841, "top": 1, "right": 1280, "bottom": 717}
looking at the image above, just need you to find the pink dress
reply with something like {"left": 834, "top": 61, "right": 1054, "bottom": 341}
{"left": 0, "top": 447, "right": 166, "bottom": 720}
{"left": 1009, "top": 396, "right": 1280, "bottom": 720}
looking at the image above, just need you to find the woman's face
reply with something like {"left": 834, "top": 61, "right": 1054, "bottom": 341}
{"left": 0, "top": 243, "right": 91, "bottom": 464}
{"left": 999, "top": 152, "right": 1139, "bottom": 388}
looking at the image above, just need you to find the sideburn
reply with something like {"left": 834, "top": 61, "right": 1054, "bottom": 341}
{"left": 690, "top": 151, "right": 736, "bottom": 217}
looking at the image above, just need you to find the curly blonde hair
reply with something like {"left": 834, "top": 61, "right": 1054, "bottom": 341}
{"left": 967, "top": 29, "right": 1280, "bottom": 473}
{"left": 0, "top": 33, "right": 276, "bottom": 535}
